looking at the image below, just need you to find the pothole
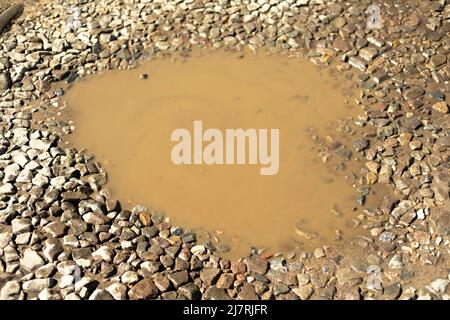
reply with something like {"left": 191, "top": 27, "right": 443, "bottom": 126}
{"left": 63, "top": 50, "right": 375, "bottom": 259}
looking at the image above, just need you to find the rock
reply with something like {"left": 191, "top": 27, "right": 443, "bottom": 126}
{"left": 3, "top": 164, "right": 20, "bottom": 183}
{"left": 89, "top": 289, "right": 114, "bottom": 300}
{"left": 0, "top": 281, "right": 21, "bottom": 300}
{"left": 292, "top": 285, "right": 314, "bottom": 300}
{"left": 203, "top": 287, "right": 232, "bottom": 300}
{"left": 72, "top": 248, "right": 92, "bottom": 268}
{"left": 0, "top": 230, "right": 13, "bottom": 248}
{"left": 200, "top": 267, "right": 221, "bottom": 286}
{"left": 223, "top": 36, "right": 237, "bottom": 47}
{"left": 38, "top": 288, "right": 61, "bottom": 300}
{"left": 167, "top": 271, "right": 189, "bottom": 289}
{"left": 42, "top": 221, "right": 67, "bottom": 238}
{"left": 83, "top": 211, "right": 110, "bottom": 225}
{"left": 379, "top": 231, "right": 396, "bottom": 243}
{"left": 0, "top": 72, "right": 12, "bottom": 90}
{"left": 354, "top": 139, "right": 369, "bottom": 152}
{"left": 359, "top": 47, "right": 378, "bottom": 61}
{"left": 75, "top": 278, "right": 99, "bottom": 299}
{"left": 92, "top": 246, "right": 115, "bottom": 262}
{"left": 106, "top": 283, "right": 128, "bottom": 300}
{"left": 237, "top": 284, "right": 259, "bottom": 300}
{"left": 404, "top": 87, "right": 424, "bottom": 100}
{"left": 429, "top": 279, "right": 449, "bottom": 293}
{"left": 273, "top": 283, "right": 290, "bottom": 296}
{"left": 153, "top": 274, "right": 171, "bottom": 292}
{"left": 138, "top": 211, "right": 152, "bottom": 226}
{"left": 43, "top": 238, "right": 63, "bottom": 262}
{"left": 336, "top": 268, "right": 361, "bottom": 285}
{"left": 384, "top": 283, "right": 402, "bottom": 299}
{"left": 348, "top": 57, "right": 367, "bottom": 71}
{"left": 388, "top": 255, "right": 403, "bottom": 269}
{"left": 129, "top": 279, "right": 159, "bottom": 300}
{"left": 297, "top": 273, "right": 310, "bottom": 286}
{"left": 314, "top": 248, "right": 325, "bottom": 259}
{"left": 29, "top": 138, "right": 51, "bottom": 151}
{"left": 190, "top": 244, "right": 206, "bottom": 256}
{"left": 121, "top": 271, "right": 139, "bottom": 285}
{"left": 178, "top": 283, "right": 201, "bottom": 300}
{"left": 432, "top": 101, "right": 448, "bottom": 113}
{"left": 367, "top": 254, "right": 381, "bottom": 265}
{"left": 22, "top": 279, "right": 53, "bottom": 293}
{"left": 216, "top": 273, "right": 235, "bottom": 289}
{"left": 0, "top": 183, "right": 16, "bottom": 195}
{"left": 21, "top": 248, "right": 45, "bottom": 272}
{"left": 155, "top": 41, "right": 170, "bottom": 51}
{"left": 245, "top": 256, "right": 268, "bottom": 274}
{"left": 429, "top": 54, "right": 446, "bottom": 68}
{"left": 11, "top": 218, "right": 31, "bottom": 235}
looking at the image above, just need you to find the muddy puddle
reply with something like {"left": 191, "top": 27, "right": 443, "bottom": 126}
{"left": 63, "top": 50, "right": 372, "bottom": 259}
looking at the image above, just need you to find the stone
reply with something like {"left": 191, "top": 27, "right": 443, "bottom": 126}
{"left": 29, "top": 139, "right": 51, "bottom": 151}
{"left": 92, "top": 246, "right": 115, "bottom": 262}
{"left": 153, "top": 274, "right": 171, "bottom": 292}
{"left": 429, "top": 54, "right": 446, "bottom": 68}
{"left": 404, "top": 87, "right": 424, "bottom": 100}
{"left": 129, "top": 279, "right": 159, "bottom": 300}
{"left": 245, "top": 256, "right": 268, "bottom": 274}
{"left": 190, "top": 244, "right": 206, "bottom": 256}
{"left": 38, "top": 289, "right": 61, "bottom": 300}
{"left": 237, "top": 284, "right": 259, "bottom": 300}
{"left": 429, "top": 279, "right": 449, "bottom": 293}
{"left": 3, "top": 164, "right": 20, "bottom": 183}
{"left": 89, "top": 289, "right": 114, "bottom": 300}
{"left": 432, "top": 101, "right": 448, "bottom": 113}
{"left": 336, "top": 268, "right": 361, "bottom": 285}
{"left": 359, "top": 47, "right": 378, "bottom": 61}
{"left": 388, "top": 255, "right": 403, "bottom": 269}
{"left": 216, "top": 273, "right": 235, "bottom": 289}
{"left": 292, "top": 285, "right": 314, "bottom": 300}
{"left": 0, "top": 183, "right": 16, "bottom": 195}
{"left": 22, "top": 279, "right": 53, "bottom": 293}
{"left": 203, "top": 287, "right": 231, "bottom": 300}
{"left": 0, "top": 72, "right": 12, "bottom": 90}
{"left": 21, "top": 248, "right": 45, "bottom": 272}
{"left": 167, "top": 271, "right": 189, "bottom": 288}
{"left": 379, "top": 231, "right": 396, "bottom": 243}
{"left": 106, "top": 283, "right": 128, "bottom": 300}
{"left": 178, "top": 283, "right": 201, "bottom": 300}
{"left": 273, "top": 283, "right": 290, "bottom": 296}
{"left": 42, "top": 221, "right": 67, "bottom": 238}
{"left": 43, "top": 238, "right": 63, "bottom": 262}
{"left": 11, "top": 218, "right": 31, "bottom": 235}
{"left": 200, "top": 267, "right": 221, "bottom": 286}
{"left": 354, "top": 139, "right": 369, "bottom": 152}
{"left": 0, "top": 281, "right": 21, "bottom": 300}
{"left": 384, "top": 283, "right": 402, "bottom": 299}
{"left": 83, "top": 211, "right": 110, "bottom": 225}
{"left": 348, "top": 57, "right": 367, "bottom": 71}
{"left": 121, "top": 271, "right": 139, "bottom": 285}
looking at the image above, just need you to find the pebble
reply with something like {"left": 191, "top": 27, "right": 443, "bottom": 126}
{"left": 128, "top": 279, "right": 159, "bottom": 300}
{"left": 432, "top": 101, "right": 448, "bottom": 113}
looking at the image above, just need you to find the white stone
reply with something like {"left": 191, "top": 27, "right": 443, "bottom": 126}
{"left": 21, "top": 248, "right": 45, "bottom": 272}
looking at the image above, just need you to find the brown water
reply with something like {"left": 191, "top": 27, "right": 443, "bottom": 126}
{"left": 64, "top": 50, "right": 368, "bottom": 258}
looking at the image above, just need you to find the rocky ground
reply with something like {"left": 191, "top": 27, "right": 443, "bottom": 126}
{"left": 0, "top": 0, "right": 449, "bottom": 300}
